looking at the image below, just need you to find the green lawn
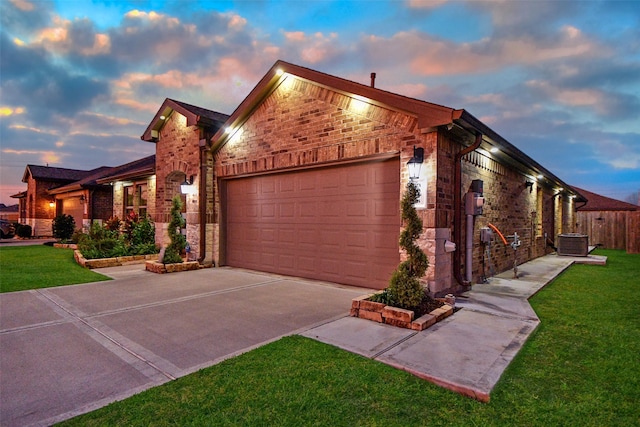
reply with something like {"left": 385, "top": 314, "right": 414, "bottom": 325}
{"left": 0, "top": 245, "right": 110, "bottom": 293}
{"left": 60, "top": 249, "right": 639, "bottom": 426}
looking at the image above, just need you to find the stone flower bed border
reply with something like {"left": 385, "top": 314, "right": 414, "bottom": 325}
{"left": 350, "top": 293, "right": 455, "bottom": 331}
{"left": 144, "top": 260, "right": 200, "bottom": 274}
{"left": 74, "top": 249, "right": 159, "bottom": 269}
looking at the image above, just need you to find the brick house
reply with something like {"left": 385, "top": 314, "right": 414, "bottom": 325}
{"left": 12, "top": 165, "right": 112, "bottom": 236}
{"left": 573, "top": 186, "right": 639, "bottom": 252}
{"left": 140, "top": 99, "right": 229, "bottom": 261}
{"left": 166, "top": 60, "right": 579, "bottom": 296}
{"left": 12, "top": 157, "right": 157, "bottom": 237}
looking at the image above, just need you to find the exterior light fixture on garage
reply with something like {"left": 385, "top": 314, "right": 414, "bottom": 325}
{"left": 181, "top": 175, "right": 195, "bottom": 195}
{"left": 407, "top": 146, "right": 424, "bottom": 181}
{"left": 49, "top": 199, "right": 55, "bottom": 208}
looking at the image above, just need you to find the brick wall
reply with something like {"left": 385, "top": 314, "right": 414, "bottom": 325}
{"left": 459, "top": 149, "right": 560, "bottom": 282}
{"left": 154, "top": 112, "right": 206, "bottom": 261}
{"left": 214, "top": 74, "right": 441, "bottom": 286}
{"left": 91, "top": 188, "right": 114, "bottom": 221}
{"left": 24, "top": 175, "right": 57, "bottom": 236}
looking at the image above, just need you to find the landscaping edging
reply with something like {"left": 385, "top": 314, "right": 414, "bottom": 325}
{"left": 350, "top": 294, "right": 454, "bottom": 331}
{"left": 74, "top": 250, "right": 159, "bottom": 269}
{"left": 54, "top": 243, "right": 78, "bottom": 249}
{"left": 144, "top": 260, "right": 200, "bottom": 273}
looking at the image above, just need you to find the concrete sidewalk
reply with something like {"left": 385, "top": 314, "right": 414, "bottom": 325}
{"left": 302, "top": 252, "right": 607, "bottom": 401}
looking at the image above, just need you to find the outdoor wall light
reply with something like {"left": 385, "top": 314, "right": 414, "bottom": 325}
{"left": 79, "top": 195, "right": 85, "bottom": 204}
{"left": 407, "top": 146, "right": 424, "bottom": 181}
{"left": 525, "top": 181, "right": 534, "bottom": 193}
{"left": 49, "top": 200, "right": 55, "bottom": 208}
{"left": 181, "top": 175, "right": 195, "bottom": 195}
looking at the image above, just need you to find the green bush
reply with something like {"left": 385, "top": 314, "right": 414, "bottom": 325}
{"left": 130, "top": 215, "right": 155, "bottom": 249}
{"left": 105, "top": 216, "right": 122, "bottom": 232}
{"left": 163, "top": 196, "right": 186, "bottom": 264}
{"left": 52, "top": 214, "right": 75, "bottom": 241}
{"left": 386, "top": 181, "right": 428, "bottom": 309}
{"left": 16, "top": 224, "right": 32, "bottom": 238}
{"left": 77, "top": 217, "right": 158, "bottom": 260}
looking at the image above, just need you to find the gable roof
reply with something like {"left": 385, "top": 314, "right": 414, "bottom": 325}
{"left": 210, "top": 59, "right": 583, "bottom": 200}
{"left": 47, "top": 166, "right": 114, "bottom": 194}
{"left": 22, "top": 165, "right": 92, "bottom": 183}
{"left": 573, "top": 187, "right": 638, "bottom": 211}
{"left": 141, "top": 98, "right": 229, "bottom": 142}
{"left": 96, "top": 155, "right": 156, "bottom": 184}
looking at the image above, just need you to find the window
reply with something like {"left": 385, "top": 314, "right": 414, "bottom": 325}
{"left": 138, "top": 183, "right": 148, "bottom": 217}
{"left": 124, "top": 185, "right": 135, "bottom": 217}
{"left": 124, "top": 182, "right": 150, "bottom": 218}
{"left": 536, "top": 187, "right": 543, "bottom": 237}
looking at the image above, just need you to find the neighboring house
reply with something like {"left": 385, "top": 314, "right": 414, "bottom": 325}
{"left": 142, "top": 60, "right": 582, "bottom": 295}
{"left": 47, "top": 166, "right": 115, "bottom": 232}
{"left": 573, "top": 186, "right": 639, "bottom": 252}
{"left": 12, "top": 165, "right": 99, "bottom": 236}
{"left": 140, "top": 98, "right": 229, "bottom": 261}
{"left": 11, "top": 158, "right": 156, "bottom": 237}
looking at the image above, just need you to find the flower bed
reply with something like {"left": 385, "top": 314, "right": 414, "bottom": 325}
{"left": 350, "top": 293, "right": 455, "bottom": 331}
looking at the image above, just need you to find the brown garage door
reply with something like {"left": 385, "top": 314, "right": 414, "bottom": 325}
{"left": 62, "top": 197, "right": 84, "bottom": 231}
{"left": 225, "top": 158, "right": 400, "bottom": 289}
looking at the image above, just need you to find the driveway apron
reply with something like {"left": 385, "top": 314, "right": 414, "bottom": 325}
{"left": 0, "top": 267, "right": 367, "bottom": 427}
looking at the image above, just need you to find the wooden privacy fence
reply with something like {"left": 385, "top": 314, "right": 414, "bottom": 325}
{"left": 576, "top": 210, "right": 639, "bottom": 252}
{"left": 627, "top": 211, "right": 640, "bottom": 254}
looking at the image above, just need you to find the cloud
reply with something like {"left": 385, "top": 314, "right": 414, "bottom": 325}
{"left": 282, "top": 30, "right": 341, "bottom": 64}
{"left": 406, "top": 0, "right": 449, "bottom": 10}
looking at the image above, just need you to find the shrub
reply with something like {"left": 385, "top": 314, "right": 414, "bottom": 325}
{"left": 76, "top": 216, "right": 158, "bottom": 260}
{"left": 163, "top": 196, "right": 186, "bottom": 264}
{"left": 105, "top": 216, "right": 122, "bottom": 232}
{"left": 52, "top": 214, "right": 75, "bottom": 241}
{"left": 16, "top": 224, "right": 32, "bottom": 238}
{"left": 386, "top": 181, "right": 429, "bottom": 309}
{"left": 130, "top": 215, "right": 155, "bottom": 248}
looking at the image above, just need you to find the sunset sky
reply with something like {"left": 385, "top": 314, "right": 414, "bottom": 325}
{"left": 1, "top": 0, "right": 639, "bottom": 205}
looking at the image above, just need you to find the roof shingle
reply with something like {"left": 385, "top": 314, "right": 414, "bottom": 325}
{"left": 573, "top": 186, "right": 638, "bottom": 211}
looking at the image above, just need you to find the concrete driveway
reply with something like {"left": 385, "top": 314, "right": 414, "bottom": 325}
{"left": 0, "top": 266, "right": 369, "bottom": 426}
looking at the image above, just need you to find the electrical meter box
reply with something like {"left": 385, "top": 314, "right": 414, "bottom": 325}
{"left": 465, "top": 192, "right": 484, "bottom": 216}
{"left": 480, "top": 227, "right": 493, "bottom": 243}
{"left": 471, "top": 179, "right": 484, "bottom": 194}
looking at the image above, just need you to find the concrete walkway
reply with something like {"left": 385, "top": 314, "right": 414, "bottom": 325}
{"left": 302, "top": 252, "right": 607, "bottom": 402}
{"left": 0, "top": 267, "right": 368, "bottom": 427}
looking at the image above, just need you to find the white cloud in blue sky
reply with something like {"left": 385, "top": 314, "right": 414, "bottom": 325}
{"left": 1, "top": 0, "right": 638, "bottom": 204}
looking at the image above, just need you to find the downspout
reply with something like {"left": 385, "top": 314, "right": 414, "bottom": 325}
{"left": 198, "top": 139, "right": 209, "bottom": 265}
{"left": 88, "top": 189, "right": 94, "bottom": 230}
{"left": 453, "top": 132, "right": 483, "bottom": 287}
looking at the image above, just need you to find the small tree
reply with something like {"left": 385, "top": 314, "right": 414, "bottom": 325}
{"left": 387, "top": 181, "right": 429, "bottom": 309}
{"left": 163, "top": 195, "right": 187, "bottom": 264}
{"left": 52, "top": 214, "right": 75, "bottom": 241}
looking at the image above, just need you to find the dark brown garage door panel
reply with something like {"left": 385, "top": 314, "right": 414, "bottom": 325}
{"left": 226, "top": 158, "right": 400, "bottom": 289}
